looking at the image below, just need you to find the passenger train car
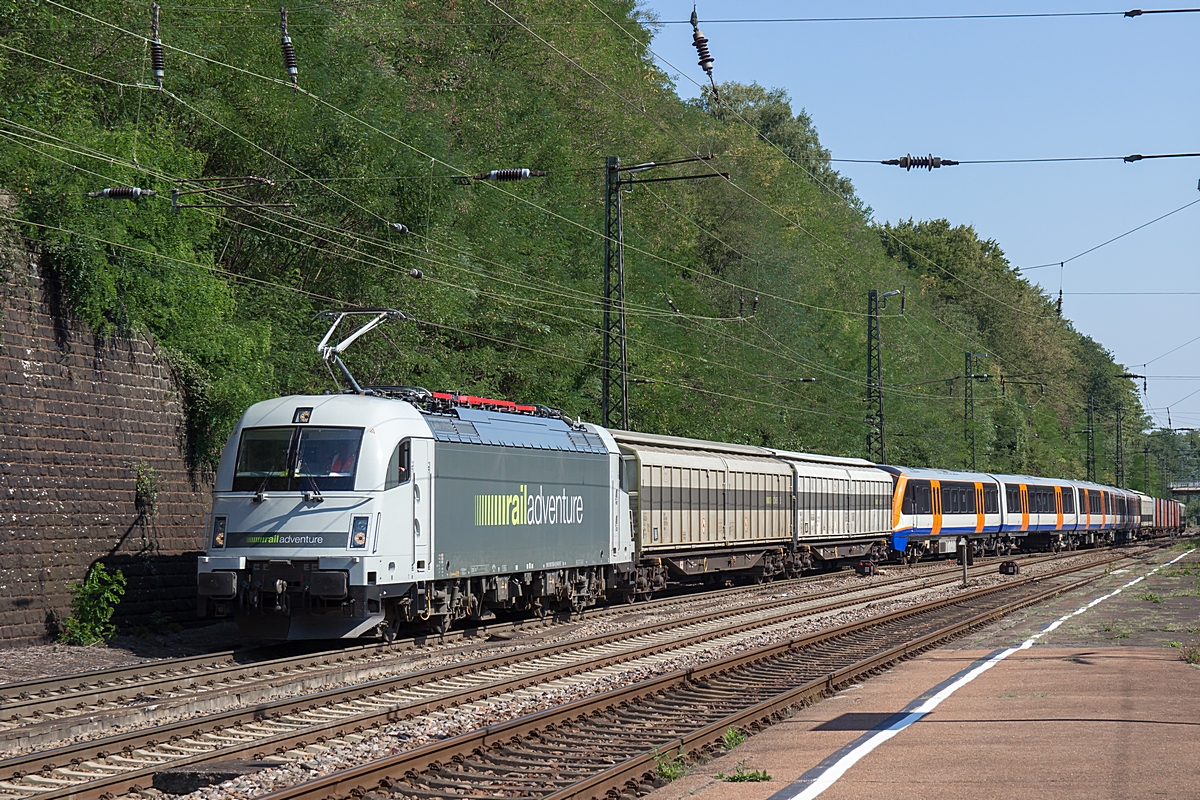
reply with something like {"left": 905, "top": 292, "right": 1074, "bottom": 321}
{"left": 879, "top": 466, "right": 1168, "bottom": 560}
{"left": 197, "top": 390, "right": 1184, "bottom": 640}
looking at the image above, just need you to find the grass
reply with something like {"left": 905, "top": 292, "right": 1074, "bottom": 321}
{"left": 718, "top": 760, "right": 772, "bottom": 783}
{"left": 1135, "top": 591, "right": 1163, "bottom": 604}
{"left": 721, "top": 727, "right": 746, "bottom": 751}
{"left": 1182, "top": 644, "right": 1200, "bottom": 666}
{"left": 653, "top": 749, "right": 687, "bottom": 782}
{"left": 1168, "top": 641, "right": 1182, "bottom": 648}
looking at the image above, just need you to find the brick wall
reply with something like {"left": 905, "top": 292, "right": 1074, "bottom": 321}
{"left": 0, "top": 242, "right": 211, "bottom": 647}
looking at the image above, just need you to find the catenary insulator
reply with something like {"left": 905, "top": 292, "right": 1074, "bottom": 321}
{"left": 88, "top": 187, "right": 155, "bottom": 200}
{"left": 390, "top": 222, "right": 409, "bottom": 234}
{"left": 470, "top": 168, "right": 547, "bottom": 181}
{"left": 150, "top": 4, "right": 164, "bottom": 88}
{"left": 690, "top": 10, "right": 714, "bottom": 78}
{"left": 408, "top": 268, "right": 423, "bottom": 279}
{"left": 881, "top": 154, "right": 959, "bottom": 171}
{"left": 280, "top": 8, "right": 298, "bottom": 86}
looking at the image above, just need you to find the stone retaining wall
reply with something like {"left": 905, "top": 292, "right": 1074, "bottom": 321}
{"left": 0, "top": 243, "right": 210, "bottom": 647}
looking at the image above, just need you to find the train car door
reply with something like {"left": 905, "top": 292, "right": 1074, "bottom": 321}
{"left": 899, "top": 478, "right": 932, "bottom": 537}
{"left": 379, "top": 438, "right": 414, "bottom": 583}
{"left": 411, "top": 438, "right": 433, "bottom": 580}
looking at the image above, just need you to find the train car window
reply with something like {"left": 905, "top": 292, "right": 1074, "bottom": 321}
{"left": 384, "top": 440, "right": 412, "bottom": 490}
{"left": 293, "top": 427, "right": 365, "bottom": 492}
{"left": 960, "top": 483, "right": 977, "bottom": 513}
{"left": 234, "top": 426, "right": 295, "bottom": 492}
{"left": 902, "top": 482, "right": 915, "bottom": 514}
{"left": 983, "top": 486, "right": 999, "bottom": 514}
{"left": 941, "top": 485, "right": 954, "bottom": 514}
{"left": 1062, "top": 488, "right": 1075, "bottom": 514}
{"left": 1005, "top": 484, "right": 1020, "bottom": 513}
{"left": 912, "top": 481, "right": 932, "bottom": 514}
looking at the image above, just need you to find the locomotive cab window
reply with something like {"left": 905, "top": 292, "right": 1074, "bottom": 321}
{"left": 233, "top": 427, "right": 294, "bottom": 492}
{"left": 233, "top": 426, "right": 364, "bottom": 492}
{"left": 385, "top": 439, "right": 412, "bottom": 490}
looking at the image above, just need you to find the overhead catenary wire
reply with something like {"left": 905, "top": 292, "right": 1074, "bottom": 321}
{"left": 579, "top": 0, "right": 1060, "bottom": 330}
{"left": 1021, "top": 197, "right": 1200, "bottom": 270}
{"left": 3, "top": 112, "right": 889, "bottom": 407}
{"left": 17, "top": 3, "right": 1147, "bottom": 429}
{"left": 12, "top": 9, "right": 1049, "bottom": 412}
{"left": 3, "top": 120, "right": 879, "bottom": 413}
{"left": 1, "top": 207, "right": 866, "bottom": 422}
{"left": 110, "top": 5, "right": 1200, "bottom": 26}
{"left": 832, "top": 151, "right": 1200, "bottom": 166}
{"left": 37, "top": 0, "right": 1008, "bottom": 337}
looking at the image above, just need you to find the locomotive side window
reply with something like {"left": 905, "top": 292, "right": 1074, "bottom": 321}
{"left": 385, "top": 440, "right": 412, "bottom": 490}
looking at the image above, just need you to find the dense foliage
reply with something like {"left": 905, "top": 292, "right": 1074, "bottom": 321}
{"left": 0, "top": 0, "right": 1188, "bottom": 500}
{"left": 60, "top": 562, "right": 127, "bottom": 645}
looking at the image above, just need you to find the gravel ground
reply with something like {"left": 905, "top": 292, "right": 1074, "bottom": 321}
{"left": 0, "top": 549, "right": 1137, "bottom": 762}
{"left": 172, "top": 551, "right": 1143, "bottom": 800}
{"left": 0, "top": 622, "right": 249, "bottom": 686}
{"left": 0, "top": 567, "right": 888, "bottom": 688}
{"left": 173, "top": 579, "right": 1012, "bottom": 800}
{"left": 0, "top": 570, "right": 921, "bottom": 757}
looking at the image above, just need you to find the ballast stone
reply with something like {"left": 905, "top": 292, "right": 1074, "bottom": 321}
{"left": 151, "top": 759, "right": 271, "bottom": 794}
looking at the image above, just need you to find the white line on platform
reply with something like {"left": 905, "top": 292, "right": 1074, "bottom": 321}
{"left": 780, "top": 548, "right": 1196, "bottom": 800}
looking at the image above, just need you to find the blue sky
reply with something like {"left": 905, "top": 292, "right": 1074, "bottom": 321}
{"left": 639, "top": 1, "right": 1199, "bottom": 431}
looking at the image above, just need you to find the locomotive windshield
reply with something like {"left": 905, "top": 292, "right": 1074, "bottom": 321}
{"left": 232, "top": 426, "right": 364, "bottom": 492}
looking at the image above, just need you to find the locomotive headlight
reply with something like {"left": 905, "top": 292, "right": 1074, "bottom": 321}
{"left": 211, "top": 516, "right": 227, "bottom": 549}
{"left": 350, "top": 515, "right": 369, "bottom": 549}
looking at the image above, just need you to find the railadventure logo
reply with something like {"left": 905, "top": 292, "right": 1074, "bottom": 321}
{"left": 475, "top": 485, "right": 584, "bottom": 527}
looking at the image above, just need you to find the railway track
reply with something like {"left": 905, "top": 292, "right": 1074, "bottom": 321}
{"left": 0, "top": 548, "right": 1134, "bottom": 800}
{"left": 0, "top": 554, "right": 1020, "bottom": 741}
{"left": 256, "top": 546, "right": 1172, "bottom": 800}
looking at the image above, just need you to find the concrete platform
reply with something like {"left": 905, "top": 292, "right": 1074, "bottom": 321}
{"left": 647, "top": 544, "right": 1200, "bottom": 800}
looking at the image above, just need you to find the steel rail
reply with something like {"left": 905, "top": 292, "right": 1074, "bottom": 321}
{"left": 0, "top": 553, "right": 1062, "bottom": 800}
{"left": 0, "top": 553, "right": 1017, "bottom": 725}
{"left": 251, "top": 545, "right": 1175, "bottom": 800}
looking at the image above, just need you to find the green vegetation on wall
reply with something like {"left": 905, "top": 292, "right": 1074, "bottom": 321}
{"left": 0, "top": 0, "right": 1182, "bottom": 490}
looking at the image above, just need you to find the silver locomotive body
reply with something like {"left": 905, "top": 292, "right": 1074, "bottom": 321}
{"left": 198, "top": 393, "right": 631, "bottom": 639}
